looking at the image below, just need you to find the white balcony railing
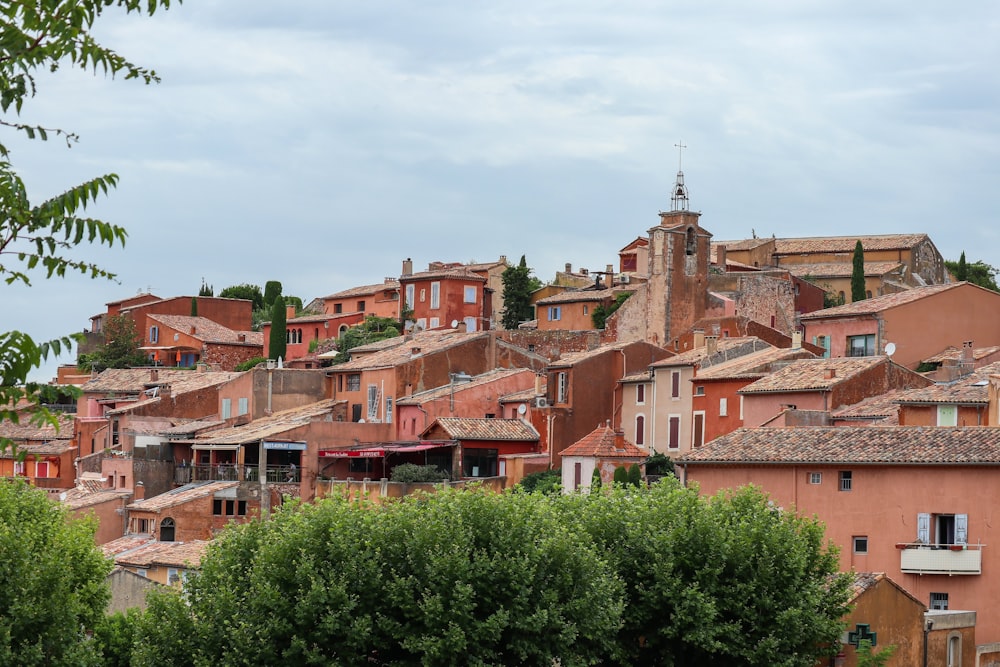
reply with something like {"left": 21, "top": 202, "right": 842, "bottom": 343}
{"left": 897, "top": 542, "right": 983, "bottom": 575}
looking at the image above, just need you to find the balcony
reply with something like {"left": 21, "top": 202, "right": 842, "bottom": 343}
{"left": 897, "top": 542, "right": 983, "bottom": 575}
{"left": 174, "top": 464, "right": 300, "bottom": 485}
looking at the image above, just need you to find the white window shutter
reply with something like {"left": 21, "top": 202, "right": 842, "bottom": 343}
{"left": 956, "top": 514, "right": 968, "bottom": 545}
{"left": 917, "top": 513, "right": 930, "bottom": 543}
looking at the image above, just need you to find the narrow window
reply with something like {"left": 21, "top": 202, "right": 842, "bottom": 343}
{"left": 405, "top": 284, "right": 415, "bottom": 311}
{"left": 150, "top": 325, "right": 159, "bottom": 343}
{"left": 692, "top": 412, "right": 704, "bottom": 448}
{"left": 719, "top": 398, "right": 727, "bottom": 417}
{"left": 357, "top": 300, "right": 366, "bottom": 312}
{"left": 238, "top": 397, "right": 248, "bottom": 416}
{"left": 668, "top": 415, "right": 680, "bottom": 449}
{"left": 557, "top": 372, "right": 568, "bottom": 404}
{"left": 839, "top": 470, "right": 852, "bottom": 491}
{"left": 636, "top": 384, "right": 645, "bottom": 404}
{"left": 635, "top": 415, "right": 645, "bottom": 446}
{"left": 221, "top": 398, "right": 232, "bottom": 420}
{"left": 671, "top": 371, "right": 680, "bottom": 399}
{"left": 430, "top": 282, "right": 440, "bottom": 309}
{"left": 574, "top": 462, "right": 582, "bottom": 490}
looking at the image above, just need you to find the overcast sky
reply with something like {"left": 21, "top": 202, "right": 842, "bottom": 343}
{"left": 6, "top": 1, "right": 1000, "bottom": 382}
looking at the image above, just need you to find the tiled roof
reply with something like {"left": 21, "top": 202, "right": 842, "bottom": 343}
{"left": 158, "top": 419, "right": 227, "bottom": 437}
{"left": 102, "top": 535, "right": 156, "bottom": 557}
{"left": 396, "top": 369, "right": 532, "bottom": 405}
{"left": 561, "top": 422, "right": 645, "bottom": 458}
{"left": 773, "top": 234, "right": 930, "bottom": 255}
{"left": 799, "top": 283, "right": 960, "bottom": 319}
{"left": 891, "top": 362, "right": 1000, "bottom": 405}
{"left": 0, "top": 412, "right": 75, "bottom": 442}
{"left": 331, "top": 330, "right": 488, "bottom": 371}
{"left": 548, "top": 341, "right": 641, "bottom": 369}
{"left": 126, "top": 481, "right": 238, "bottom": 512}
{"left": 429, "top": 418, "right": 539, "bottom": 441}
{"left": 923, "top": 346, "right": 1000, "bottom": 363}
{"left": 111, "top": 540, "right": 210, "bottom": 569}
{"left": 535, "top": 287, "right": 629, "bottom": 305}
{"left": 60, "top": 487, "right": 133, "bottom": 510}
{"left": 831, "top": 391, "right": 903, "bottom": 423}
{"left": 321, "top": 281, "right": 399, "bottom": 300}
{"left": 739, "top": 356, "right": 888, "bottom": 394}
{"left": 147, "top": 315, "right": 262, "bottom": 346}
{"left": 711, "top": 238, "right": 774, "bottom": 252}
{"left": 693, "top": 347, "right": 814, "bottom": 381}
{"left": 679, "top": 426, "right": 1000, "bottom": 464}
{"left": 81, "top": 368, "right": 241, "bottom": 394}
{"left": 0, "top": 440, "right": 73, "bottom": 458}
{"left": 650, "top": 337, "right": 767, "bottom": 368}
{"left": 499, "top": 380, "right": 546, "bottom": 403}
{"left": 191, "top": 399, "right": 343, "bottom": 445}
{"left": 400, "top": 268, "right": 487, "bottom": 283}
{"left": 785, "top": 262, "right": 904, "bottom": 279}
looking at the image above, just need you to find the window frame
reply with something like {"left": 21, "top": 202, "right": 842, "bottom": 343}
{"left": 430, "top": 282, "right": 441, "bottom": 309}
{"left": 852, "top": 536, "right": 869, "bottom": 554}
{"left": 463, "top": 286, "right": 477, "bottom": 304}
{"left": 839, "top": 470, "right": 852, "bottom": 491}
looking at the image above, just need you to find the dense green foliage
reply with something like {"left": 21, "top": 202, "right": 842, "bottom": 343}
{"left": 135, "top": 491, "right": 623, "bottom": 666}
{"left": 591, "top": 466, "right": 602, "bottom": 492}
{"left": 851, "top": 240, "right": 866, "bottom": 302}
{"left": 856, "top": 639, "right": 896, "bottom": 667}
{"left": 1, "top": 0, "right": 176, "bottom": 452}
{"left": 645, "top": 451, "right": 675, "bottom": 476}
{"left": 627, "top": 463, "right": 641, "bottom": 487}
{"left": 945, "top": 254, "right": 1000, "bottom": 292}
{"left": 516, "top": 469, "right": 561, "bottom": 494}
{"left": 263, "top": 280, "right": 282, "bottom": 310}
{"left": 77, "top": 314, "right": 147, "bottom": 371}
{"left": 234, "top": 356, "right": 267, "bottom": 372}
{"left": 218, "top": 283, "right": 264, "bottom": 310}
{"left": 389, "top": 463, "right": 450, "bottom": 483}
{"left": 592, "top": 291, "right": 631, "bottom": 329}
{"left": 612, "top": 465, "right": 628, "bottom": 486}
{"left": 133, "top": 483, "right": 849, "bottom": 666}
{"left": 268, "top": 296, "right": 287, "bottom": 361}
{"left": 0, "top": 480, "right": 112, "bottom": 665}
{"left": 500, "top": 255, "right": 539, "bottom": 329}
{"left": 333, "top": 315, "right": 400, "bottom": 363}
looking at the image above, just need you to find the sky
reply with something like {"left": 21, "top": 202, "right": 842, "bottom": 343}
{"left": 5, "top": 1, "right": 1000, "bottom": 382}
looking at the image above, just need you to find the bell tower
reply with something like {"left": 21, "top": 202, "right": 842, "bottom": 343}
{"left": 645, "top": 142, "right": 711, "bottom": 347}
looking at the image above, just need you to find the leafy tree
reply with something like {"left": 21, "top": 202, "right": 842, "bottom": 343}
{"left": 268, "top": 296, "right": 287, "bottom": 361}
{"left": 0, "top": 480, "right": 113, "bottom": 665}
{"left": 263, "top": 280, "right": 282, "bottom": 310}
{"left": 516, "top": 469, "right": 561, "bottom": 494}
{"left": 91, "top": 609, "right": 144, "bottom": 667}
{"left": 218, "top": 283, "right": 264, "bottom": 310}
{"left": 135, "top": 490, "right": 623, "bottom": 666}
{"left": 627, "top": 463, "right": 642, "bottom": 487}
{"left": 559, "top": 481, "right": 851, "bottom": 666}
{"left": 945, "top": 254, "right": 1000, "bottom": 292}
{"left": 851, "top": 240, "right": 866, "bottom": 303}
{"left": 646, "top": 452, "right": 675, "bottom": 476}
{"left": 590, "top": 466, "right": 602, "bottom": 492}
{"left": 234, "top": 356, "right": 267, "bottom": 372}
{"left": 333, "top": 315, "right": 400, "bottom": 363}
{"left": 501, "top": 255, "right": 537, "bottom": 329}
{"left": 855, "top": 639, "right": 896, "bottom": 667}
{"left": 1, "top": 0, "right": 176, "bottom": 452}
{"left": 198, "top": 280, "right": 213, "bottom": 297}
{"left": 389, "top": 462, "right": 449, "bottom": 483}
{"left": 78, "top": 314, "right": 147, "bottom": 371}
{"left": 592, "top": 291, "right": 632, "bottom": 329}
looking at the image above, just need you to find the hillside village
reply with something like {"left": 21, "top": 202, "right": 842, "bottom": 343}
{"left": 8, "top": 169, "right": 1000, "bottom": 666}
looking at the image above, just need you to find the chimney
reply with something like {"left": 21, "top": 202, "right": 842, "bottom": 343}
{"left": 693, "top": 329, "right": 706, "bottom": 350}
{"left": 133, "top": 482, "right": 145, "bottom": 502}
{"left": 189, "top": 325, "right": 196, "bottom": 334}
{"left": 499, "top": 255, "right": 507, "bottom": 265}
{"left": 705, "top": 335, "right": 718, "bottom": 355}
{"left": 565, "top": 263, "right": 573, "bottom": 273}
{"left": 237, "top": 333, "right": 246, "bottom": 342}
{"left": 824, "top": 368, "right": 836, "bottom": 380}
{"left": 410, "top": 346, "right": 421, "bottom": 357}
{"left": 791, "top": 331, "right": 802, "bottom": 350}
{"left": 150, "top": 369, "right": 158, "bottom": 382}
{"left": 286, "top": 304, "right": 296, "bottom": 320}
{"left": 716, "top": 244, "right": 727, "bottom": 269}
{"left": 606, "top": 263, "right": 614, "bottom": 276}
{"left": 402, "top": 258, "right": 413, "bottom": 277}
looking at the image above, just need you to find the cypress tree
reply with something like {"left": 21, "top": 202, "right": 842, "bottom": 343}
{"left": 191, "top": 297, "right": 198, "bottom": 317}
{"left": 269, "top": 296, "right": 287, "bottom": 361}
{"left": 613, "top": 466, "right": 629, "bottom": 487}
{"left": 264, "top": 281, "right": 283, "bottom": 311}
{"left": 851, "top": 240, "right": 866, "bottom": 303}
{"left": 501, "top": 256, "right": 534, "bottom": 329}
{"left": 628, "top": 463, "right": 642, "bottom": 487}
{"left": 591, "top": 467, "right": 602, "bottom": 493}
{"left": 957, "top": 251, "right": 968, "bottom": 281}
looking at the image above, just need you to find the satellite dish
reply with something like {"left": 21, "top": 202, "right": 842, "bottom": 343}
{"left": 885, "top": 342, "right": 896, "bottom": 357}
{"left": 517, "top": 404, "right": 527, "bottom": 415}
{"left": 451, "top": 320, "right": 459, "bottom": 328}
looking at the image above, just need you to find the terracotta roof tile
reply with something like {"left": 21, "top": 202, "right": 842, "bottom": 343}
{"left": 535, "top": 287, "right": 631, "bottom": 305}
{"left": 332, "top": 330, "right": 488, "bottom": 371}
{"left": 400, "top": 268, "right": 487, "bottom": 283}
{"left": 102, "top": 535, "right": 156, "bottom": 557}
{"left": 773, "top": 234, "right": 930, "bottom": 255}
{"left": 0, "top": 412, "right": 75, "bottom": 442}
{"left": 126, "top": 481, "right": 238, "bottom": 512}
{"left": 396, "top": 369, "right": 532, "bottom": 405}
{"left": 831, "top": 391, "right": 904, "bottom": 423}
{"left": 561, "top": 422, "right": 645, "bottom": 458}
{"left": 112, "top": 540, "right": 210, "bottom": 569}
{"left": 321, "top": 281, "right": 399, "bottom": 300}
{"left": 711, "top": 238, "right": 774, "bottom": 252}
{"left": 923, "top": 346, "right": 1000, "bottom": 363}
{"left": 429, "top": 418, "right": 539, "bottom": 441}
{"left": 739, "top": 357, "right": 889, "bottom": 394}
{"left": 799, "top": 283, "right": 961, "bottom": 319}
{"left": 891, "top": 362, "right": 1000, "bottom": 405}
{"left": 784, "top": 262, "right": 904, "bottom": 279}
{"left": 81, "top": 368, "right": 241, "bottom": 394}
{"left": 548, "top": 341, "right": 642, "bottom": 369}
{"left": 650, "top": 337, "right": 768, "bottom": 368}
{"left": 693, "top": 347, "right": 815, "bottom": 381}
{"left": 191, "top": 399, "right": 343, "bottom": 445}
{"left": 60, "top": 487, "right": 132, "bottom": 510}
{"left": 147, "top": 315, "right": 262, "bottom": 346}
{"left": 680, "top": 426, "right": 1000, "bottom": 464}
